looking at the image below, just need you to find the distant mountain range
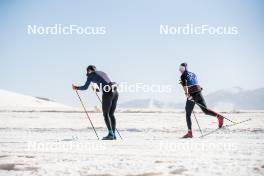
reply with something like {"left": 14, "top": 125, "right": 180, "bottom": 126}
{"left": 1, "top": 87, "right": 263, "bottom": 111}
{"left": 205, "top": 87, "right": 264, "bottom": 110}
{"left": 119, "top": 87, "right": 264, "bottom": 110}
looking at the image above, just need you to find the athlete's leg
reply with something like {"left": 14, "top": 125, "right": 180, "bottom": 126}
{"left": 109, "top": 90, "right": 118, "bottom": 134}
{"left": 185, "top": 99, "right": 195, "bottom": 130}
{"left": 102, "top": 92, "right": 114, "bottom": 133}
{"left": 195, "top": 92, "right": 217, "bottom": 116}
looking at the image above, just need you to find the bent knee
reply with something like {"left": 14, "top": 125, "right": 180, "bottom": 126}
{"left": 103, "top": 112, "right": 109, "bottom": 118}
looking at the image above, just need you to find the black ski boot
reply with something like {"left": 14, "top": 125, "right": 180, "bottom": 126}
{"left": 102, "top": 133, "right": 116, "bottom": 140}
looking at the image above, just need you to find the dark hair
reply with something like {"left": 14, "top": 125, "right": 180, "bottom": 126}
{"left": 180, "top": 62, "right": 187, "bottom": 67}
{"left": 87, "top": 65, "right": 96, "bottom": 72}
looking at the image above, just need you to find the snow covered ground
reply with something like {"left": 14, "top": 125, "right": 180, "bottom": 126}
{"left": 0, "top": 111, "right": 263, "bottom": 176}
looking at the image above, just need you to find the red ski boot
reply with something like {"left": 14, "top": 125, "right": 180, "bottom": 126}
{"left": 217, "top": 115, "right": 224, "bottom": 128}
{"left": 182, "top": 130, "right": 193, "bottom": 138}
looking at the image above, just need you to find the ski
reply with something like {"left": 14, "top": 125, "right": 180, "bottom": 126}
{"left": 199, "top": 118, "right": 252, "bottom": 138}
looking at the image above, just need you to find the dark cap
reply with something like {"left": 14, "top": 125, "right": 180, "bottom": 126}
{"left": 87, "top": 65, "right": 96, "bottom": 72}
{"left": 180, "top": 62, "right": 187, "bottom": 67}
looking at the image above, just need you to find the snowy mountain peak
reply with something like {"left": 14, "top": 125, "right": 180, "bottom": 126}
{"left": 213, "top": 87, "right": 244, "bottom": 95}
{"left": 0, "top": 89, "right": 71, "bottom": 111}
{"left": 224, "top": 87, "right": 244, "bottom": 94}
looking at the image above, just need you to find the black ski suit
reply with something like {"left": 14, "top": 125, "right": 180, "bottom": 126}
{"left": 76, "top": 71, "right": 118, "bottom": 134}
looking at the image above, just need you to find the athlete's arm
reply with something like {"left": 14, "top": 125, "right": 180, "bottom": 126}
{"left": 76, "top": 75, "right": 93, "bottom": 90}
{"left": 180, "top": 74, "right": 189, "bottom": 97}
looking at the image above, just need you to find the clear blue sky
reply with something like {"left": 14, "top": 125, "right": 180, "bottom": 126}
{"left": 0, "top": 0, "right": 263, "bottom": 107}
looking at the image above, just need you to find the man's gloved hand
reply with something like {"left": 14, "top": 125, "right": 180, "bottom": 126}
{"left": 187, "top": 96, "right": 193, "bottom": 101}
{"left": 179, "top": 80, "right": 183, "bottom": 85}
{"left": 72, "top": 84, "right": 77, "bottom": 90}
{"left": 91, "top": 84, "right": 100, "bottom": 92}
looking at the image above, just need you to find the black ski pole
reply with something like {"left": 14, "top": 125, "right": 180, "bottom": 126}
{"left": 94, "top": 91, "right": 123, "bottom": 139}
{"left": 192, "top": 111, "right": 203, "bottom": 137}
{"left": 188, "top": 98, "right": 236, "bottom": 124}
{"left": 199, "top": 118, "right": 252, "bottom": 138}
{"left": 75, "top": 90, "right": 100, "bottom": 140}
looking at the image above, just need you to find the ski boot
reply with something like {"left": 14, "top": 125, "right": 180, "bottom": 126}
{"left": 217, "top": 115, "right": 224, "bottom": 128}
{"left": 102, "top": 132, "right": 116, "bottom": 140}
{"left": 182, "top": 130, "right": 193, "bottom": 138}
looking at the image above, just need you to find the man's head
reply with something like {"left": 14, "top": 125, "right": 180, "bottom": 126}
{"left": 87, "top": 65, "right": 96, "bottom": 74}
{"left": 179, "top": 62, "right": 187, "bottom": 73}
